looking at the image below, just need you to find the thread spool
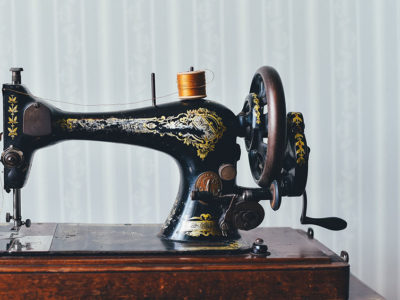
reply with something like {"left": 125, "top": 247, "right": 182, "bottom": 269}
{"left": 177, "top": 70, "right": 207, "bottom": 99}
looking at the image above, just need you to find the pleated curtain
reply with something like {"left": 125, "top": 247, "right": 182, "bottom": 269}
{"left": 0, "top": 0, "right": 398, "bottom": 298}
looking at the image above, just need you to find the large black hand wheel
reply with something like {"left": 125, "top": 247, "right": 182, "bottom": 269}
{"left": 239, "top": 66, "right": 287, "bottom": 187}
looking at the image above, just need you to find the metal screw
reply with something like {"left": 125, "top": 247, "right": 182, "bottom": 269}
{"left": 5, "top": 212, "right": 12, "bottom": 223}
{"left": 255, "top": 238, "right": 264, "bottom": 245}
{"left": 307, "top": 227, "right": 314, "bottom": 239}
{"left": 251, "top": 238, "right": 269, "bottom": 256}
{"left": 340, "top": 250, "right": 349, "bottom": 263}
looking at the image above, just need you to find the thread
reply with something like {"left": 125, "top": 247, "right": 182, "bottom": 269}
{"left": 1, "top": 68, "right": 214, "bottom": 107}
{"left": 2, "top": 88, "right": 177, "bottom": 108}
{"left": 177, "top": 70, "right": 207, "bottom": 99}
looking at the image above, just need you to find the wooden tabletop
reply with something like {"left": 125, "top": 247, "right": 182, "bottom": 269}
{"left": 0, "top": 224, "right": 353, "bottom": 299}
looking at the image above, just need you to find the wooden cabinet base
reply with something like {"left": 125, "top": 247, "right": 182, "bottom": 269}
{"left": 0, "top": 226, "right": 349, "bottom": 299}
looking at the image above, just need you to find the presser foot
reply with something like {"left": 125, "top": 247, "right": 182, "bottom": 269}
{"left": 5, "top": 189, "right": 31, "bottom": 230}
{"left": 6, "top": 213, "right": 31, "bottom": 231}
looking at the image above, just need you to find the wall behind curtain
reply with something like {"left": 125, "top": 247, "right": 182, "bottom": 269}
{"left": 0, "top": 0, "right": 398, "bottom": 298}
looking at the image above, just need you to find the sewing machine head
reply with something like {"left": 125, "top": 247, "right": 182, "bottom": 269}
{"left": 1, "top": 66, "right": 346, "bottom": 245}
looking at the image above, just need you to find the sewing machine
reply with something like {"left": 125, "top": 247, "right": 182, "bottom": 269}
{"left": 0, "top": 66, "right": 351, "bottom": 298}
{"left": 1, "top": 66, "right": 346, "bottom": 249}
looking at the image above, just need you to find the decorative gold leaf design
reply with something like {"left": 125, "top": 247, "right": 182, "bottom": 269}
{"left": 8, "top": 116, "right": 18, "bottom": 125}
{"left": 58, "top": 119, "right": 74, "bottom": 130}
{"left": 294, "top": 132, "right": 306, "bottom": 165}
{"left": 288, "top": 112, "right": 306, "bottom": 166}
{"left": 292, "top": 113, "right": 303, "bottom": 125}
{"left": 56, "top": 108, "right": 226, "bottom": 160}
{"left": 181, "top": 213, "right": 221, "bottom": 237}
{"left": 251, "top": 93, "right": 261, "bottom": 125}
{"left": 190, "top": 214, "right": 213, "bottom": 221}
{"left": 8, "top": 105, "right": 18, "bottom": 114}
{"left": 7, "top": 127, "right": 18, "bottom": 138}
{"left": 180, "top": 241, "right": 242, "bottom": 251}
{"left": 7, "top": 95, "right": 18, "bottom": 139}
{"left": 151, "top": 108, "right": 227, "bottom": 160}
{"left": 8, "top": 95, "right": 17, "bottom": 104}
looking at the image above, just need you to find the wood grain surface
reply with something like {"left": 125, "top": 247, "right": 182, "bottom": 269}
{"left": 0, "top": 226, "right": 349, "bottom": 299}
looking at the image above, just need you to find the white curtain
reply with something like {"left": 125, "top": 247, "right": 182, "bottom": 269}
{"left": 0, "top": 0, "right": 398, "bottom": 298}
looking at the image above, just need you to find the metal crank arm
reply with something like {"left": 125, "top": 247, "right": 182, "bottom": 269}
{"left": 300, "top": 191, "right": 347, "bottom": 231}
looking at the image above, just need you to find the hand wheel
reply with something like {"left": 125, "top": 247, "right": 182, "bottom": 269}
{"left": 238, "top": 66, "right": 287, "bottom": 187}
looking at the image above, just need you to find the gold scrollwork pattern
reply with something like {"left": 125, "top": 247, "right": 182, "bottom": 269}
{"left": 57, "top": 108, "right": 226, "bottom": 160}
{"left": 7, "top": 95, "right": 18, "bottom": 139}
{"left": 181, "top": 213, "right": 221, "bottom": 237}
{"left": 251, "top": 93, "right": 261, "bottom": 125}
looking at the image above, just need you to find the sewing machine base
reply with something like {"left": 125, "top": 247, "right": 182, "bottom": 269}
{"left": 0, "top": 226, "right": 350, "bottom": 299}
{"left": 0, "top": 223, "right": 249, "bottom": 255}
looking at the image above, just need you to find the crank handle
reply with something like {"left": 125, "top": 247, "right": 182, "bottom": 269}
{"left": 300, "top": 215, "right": 347, "bottom": 231}
{"left": 300, "top": 191, "right": 347, "bottom": 231}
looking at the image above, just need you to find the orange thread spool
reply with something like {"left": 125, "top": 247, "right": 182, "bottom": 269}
{"left": 177, "top": 70, "right": 207, "bottom": 99}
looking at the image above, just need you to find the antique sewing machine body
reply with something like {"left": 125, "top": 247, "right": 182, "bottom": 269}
{"left": 1, "top": 66, "right": 346, "bottom": 253}
{"left": 0, "top": 66, "right": 354, "bottom": 298}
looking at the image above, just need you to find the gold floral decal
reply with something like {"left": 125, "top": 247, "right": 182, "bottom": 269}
{"left": 290, "top": 113, "right": 306, "bottom": 166}
{"left": 190, "top": 213, "right": 213, "bottom": 221}
{"left": 295, "top": 133, "right": 306, "bottom": 165}
{"left": 7, "top": 95, "right": 18, "bottom": 139}
{"left": 181, "top": 214, "right": 221, "bottom": 237}
{"left": 251, "top": 93, "right": 261, "bottom": 124}
{"left": 291, "top": 113, "right": 303, "bottom": 126}
{"left": 57, "top": 108, "right": 226, "bottom": 160}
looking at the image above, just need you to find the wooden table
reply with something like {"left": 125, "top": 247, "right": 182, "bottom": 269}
{"left": 0, "top": 224, "right": 372, "bottom": 299}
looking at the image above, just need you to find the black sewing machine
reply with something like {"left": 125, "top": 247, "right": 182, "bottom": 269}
{"left": 0, "top": 66, "right": 346, "bottom": 254}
